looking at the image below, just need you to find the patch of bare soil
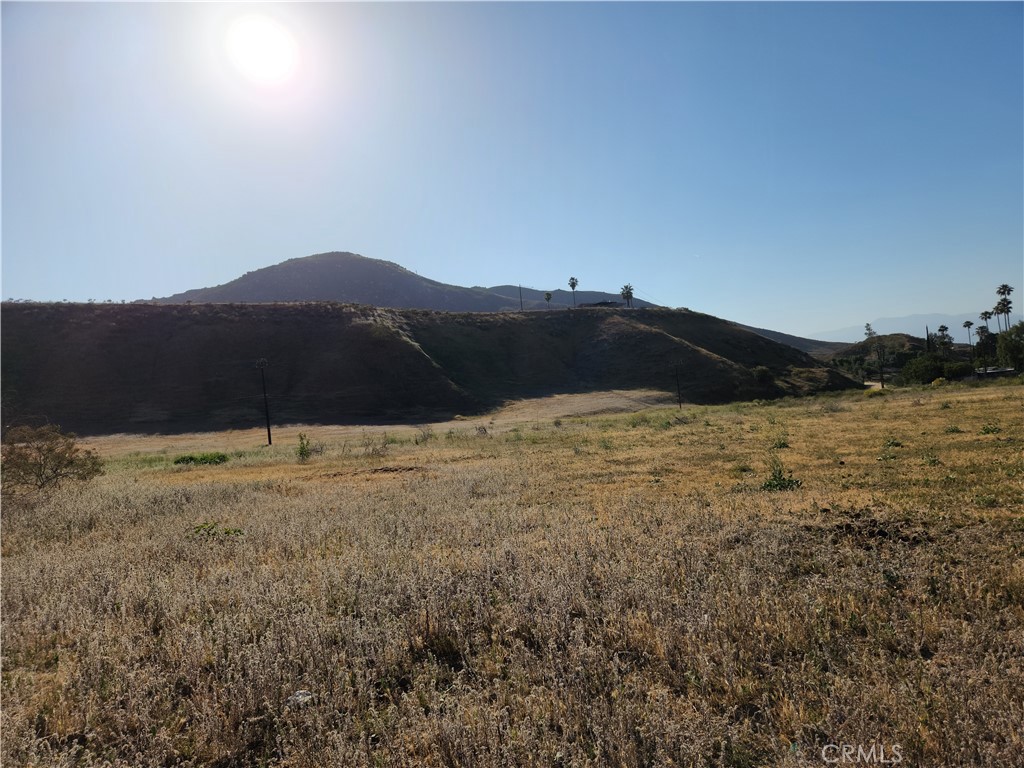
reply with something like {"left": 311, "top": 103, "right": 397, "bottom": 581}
{"left": 485, "top": 389, "right": 676, "bottom": 421}
{"left": 80, "top": 390, "right": 675, "bottom": 458}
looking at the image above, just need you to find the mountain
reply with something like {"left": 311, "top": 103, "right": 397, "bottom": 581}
{"left": 2, "top": 303, "right": 858, "bottom": 435}
{"left": 157, "top": 252, "right": 654, "bottom": 311}
{"left": 812, "top": 313, "right": 1004, "bottom": 343}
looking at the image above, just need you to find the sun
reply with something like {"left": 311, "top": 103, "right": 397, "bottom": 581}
{"left": 224, "top": 14, "right": 299, "bottom": 86}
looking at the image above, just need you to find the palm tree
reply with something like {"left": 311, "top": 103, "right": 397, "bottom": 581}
{"left": 864, "top": 324, "right": 885, "bottom": 387}
{"left": 963, "top": 320, "right": 974, "bottom": 359}
{"left": 620, "top": 284, "right": 634, "bottom": 308}
{"left": 992, "top": 303, "right": 1006, "bottom": 333}
{"left": 995, "top": 297, "right": 1013, "bottom": 332}
{"left": 980, "top": 310, "right": 994, "bottom": 333}
{"left": 997, "top": 283, "right": 1014, "bottom": 307}
{"left": 568, "top": 277, "right": 579, "bottom": 307}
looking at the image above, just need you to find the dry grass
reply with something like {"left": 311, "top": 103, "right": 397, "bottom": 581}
{"left": 3, "top": 382, "right": 1023, "bottom": 767}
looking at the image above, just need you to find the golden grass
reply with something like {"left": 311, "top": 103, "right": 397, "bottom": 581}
{"left": 3, "top": 382, "right": 1023, "bottom": 767}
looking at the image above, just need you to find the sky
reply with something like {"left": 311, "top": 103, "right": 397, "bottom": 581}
{"left": 2, "top": 1, "right": 1022, "bottom": 339}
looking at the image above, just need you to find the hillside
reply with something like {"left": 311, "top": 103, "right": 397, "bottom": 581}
{"left": 1, "top": 303, "right": 858, "bottom": 435}
{"left": 735, "top": 323, "right": 850, "bottom": 359}
{"left": 831, "top": 333, "right": 927, "bottom": 360}
{"left": 157, "top": 252, "right": 654, "bottom": 311}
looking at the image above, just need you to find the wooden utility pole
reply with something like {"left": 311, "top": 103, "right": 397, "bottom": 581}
{"left": 256, "top": 358, "right": 272, "bottom": 445}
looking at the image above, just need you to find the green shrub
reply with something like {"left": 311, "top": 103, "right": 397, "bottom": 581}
{"left": 997, "top": 321, "right": 1024, "bottom": 370}
{"left": 296, "top": 433, "right": 311, "bottom": 462}
{"left": 173, "top": 452, "right": 228, "bottom": 466}
{"left": 898, "top": 354, "right": 944, "bottom": 385}
{"left": 943, "top": 362, "right": 974, "bottom": 380}
{"left": 761, "top": 455, "right": 802, "bottom": 491}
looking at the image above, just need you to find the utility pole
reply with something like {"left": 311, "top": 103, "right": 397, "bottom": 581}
{"left": 675, "top": 364, "right": 683, "bottom": 409}
{"left": 519, "top": 285, "right": 524, "bottom": 311}
{"left": 256, "top": 358, "right": 272, "bottom": 445}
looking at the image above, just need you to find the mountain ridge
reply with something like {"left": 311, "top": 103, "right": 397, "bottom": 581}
{"left": 157, "top": 251, "right": 656, "bottom": 311}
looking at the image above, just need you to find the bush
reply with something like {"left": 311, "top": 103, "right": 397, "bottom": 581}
{"left": 296, "top": 433, "right": 311, "bottom": 462}
{"left": 173, "top": 452, "right": 229, "bottom": 466}
{"left": 943, "top": 362, "right": 974, "bottom": 380}
{"left": 761, "top": 455, "right": 802, "bottom": 491}
{"left": 898, "top": 354, "right": 944, "bottom": 385}
{"left": 997, "top": 321, "right": 1024, "bottom": 370}
{"left": 1, "top": 424, "right": 103, "bottom": 495}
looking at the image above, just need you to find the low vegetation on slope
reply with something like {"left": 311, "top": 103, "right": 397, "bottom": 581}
{"left": 1, "top": 303, "right": 857, "bottom": 435}
{"left": 2, "top": 383, "right": 1022, "bottom": 766}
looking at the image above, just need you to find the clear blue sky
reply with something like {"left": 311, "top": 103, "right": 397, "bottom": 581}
{"left": 3, "top": 1, "right": 1022, "bottom": 338}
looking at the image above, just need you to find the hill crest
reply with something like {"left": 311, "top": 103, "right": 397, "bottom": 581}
{"left": 157, "top": 252, "right": 655, "bottom": 311}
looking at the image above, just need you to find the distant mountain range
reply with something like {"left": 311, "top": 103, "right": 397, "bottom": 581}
{"left": 156, "top": 252, "right": 655, "bottom": 311}
{"left": 812, "top": 313, "right": 1017, "bottom": 343}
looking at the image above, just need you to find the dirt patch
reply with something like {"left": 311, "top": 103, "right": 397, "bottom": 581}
{"left": 80, "top": 390, "right": 676, "bottom": 459}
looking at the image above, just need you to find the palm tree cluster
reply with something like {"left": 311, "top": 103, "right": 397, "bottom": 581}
{"left": 963, "top": 284, "right": 1016, "bottom": 368}
{"left": 965, "top": 285, "right": 1015, "bottom": 341}
{"left": 993, "top": 284, "right": 1015, "bottom": 332}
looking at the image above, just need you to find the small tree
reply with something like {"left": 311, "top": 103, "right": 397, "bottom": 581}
{"left": 568, "top": 276, "right": 579, "bottom": 307}
{"left": 2, "top": 425, "right": 103, "bottom": 496}
{"left": 974, "top": 325, "right": 991, "bottom": 367}
{"left": 544, "top": 291, "right": 552, "bottom": 306}
{"left": 864, "top": 324, "right": 885, "bottom": 388}
{"left": 620, "top": 284, "right": 634, "bottom": 308}
{"left": 997, "top": 321, "right": 1024, "bottom": 370}
{"left": 934, "top": 324, "right": 953, "bottom": 358}
{"left": 296, "top": 433, "right": 312, "bottom": 463}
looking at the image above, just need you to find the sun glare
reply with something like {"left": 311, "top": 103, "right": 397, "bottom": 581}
{"left": 225, "top": 14, "right": 299, "bottom": 86}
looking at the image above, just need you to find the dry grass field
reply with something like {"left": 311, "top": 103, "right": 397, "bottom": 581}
{"left": 3, "top": 382, "right": 1023, "bottom": 767}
